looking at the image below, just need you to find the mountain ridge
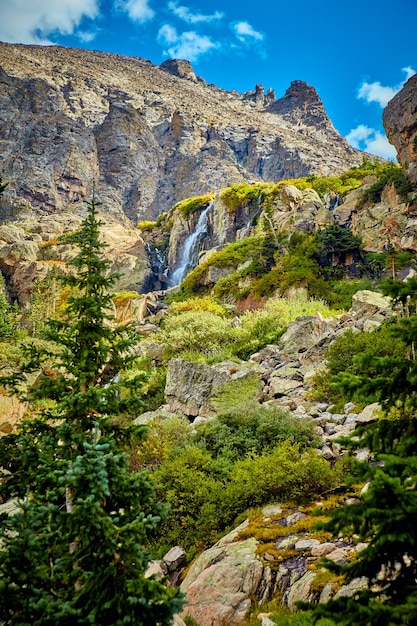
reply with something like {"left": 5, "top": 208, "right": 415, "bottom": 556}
{"left": 0, "top": 42, "right": 364, "bottom": 224}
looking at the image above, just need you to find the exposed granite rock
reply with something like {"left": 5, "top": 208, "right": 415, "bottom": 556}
{"left": 165, "top": 358, "right": 262, "bottom": 418}
{"left": 180, "top": 521, "right": 262, "bottom": 626}
{"left": 383, "top": 73, "right": 417, "bottom": 183}
{"left": 0, "top": 211, "right": 149, "bottom": 304}
{"left": 160, "top": 59, "right": 198, "bottom": 82}
{"left": 179, "top": 506, "right": 360, "bottom": 625}
{"left": 350, "top": 289, "right": 392, "bottom": 318}
{"left": 0, "top": 43, "right": 364, "bottom": 224}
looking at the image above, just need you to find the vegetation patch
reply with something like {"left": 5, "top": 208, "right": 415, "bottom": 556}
{"left": 172, "top": 194, "right": 215, "bottom": 219}
{"left": 209, "top": 375, "right": 262, "bottom": 413}
{"left": 356, "top": 162, "right": 413, "bottom": 207}
{"left": 137, "top": 219, "right": 157, "bottom": 231}
{"left": 220, "top": 182, "right": 279, "bottom": 212}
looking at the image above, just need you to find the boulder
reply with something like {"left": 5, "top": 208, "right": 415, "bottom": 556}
{"left": 351, "top": 290, "right": 392, "bottom": 318}
{"left": 280, "top": 185, "right": 303, "bottom": 209}
{"left": 278, "top": 315, "right": 336, "bottom": 359}
{"left": 180, "top": 522, "right": 263, "bottom": 626}
{"left": 165, "top": 358, "right": 262, "bottom": 417}
{"left": 163, "top": 546, "right": 187, "bottom": 572}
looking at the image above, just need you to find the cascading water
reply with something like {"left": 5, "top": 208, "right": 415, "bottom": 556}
{"left": 170, "top": 201, "right": 213, "bottom": 286}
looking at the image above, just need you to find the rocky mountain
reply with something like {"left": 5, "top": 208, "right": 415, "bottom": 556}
{"left": 0, "top": 42, "right": 364, "bottom": 224}
{"left": 383, "top": 72, "right": 417, "bottom": 184}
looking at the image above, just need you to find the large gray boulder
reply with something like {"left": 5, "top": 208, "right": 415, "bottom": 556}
{"left": 180, "top": 521, "right": 262, "bottom": 626}
{"left": 164, "top": 358, "right": 262, "bottom": 418}
{"left": 278, "top": 315, "right": 336, "bottom": 361}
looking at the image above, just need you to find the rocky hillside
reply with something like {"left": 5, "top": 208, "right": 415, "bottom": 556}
{"left": 0, "top": 42, "right": 364, "bottom": 224}
{"left": 383, "top": 73, "right": 417, "bottom": 184}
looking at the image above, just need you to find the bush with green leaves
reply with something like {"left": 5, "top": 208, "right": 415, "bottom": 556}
{"left": 357, "top": 162, "right": 414, "bottom": 207}
{"left": 325, "top": 277, "right": 374, "bottom": 309}
{"left": 156, "top": 308, "right": 238, "bottom": 359}
{"left": 220, "top": 182, "right": 278, "bottom": 212}
{"left": 142, "top": 403, "right": 339, "bottom": 555}
{"left": 316, "top": 225, "right": 362, "bottom": 256}
{"left": 156, "top": 292, "right": 339, "bottom": 363}
{"left": 310, "top": 322, "right": 407, "bottom": 407}
{"left": 153, "top": 441, "right": 339, "bottom": 555}
{"left": 195, "top": 402, "right": 321, "bottom": 461}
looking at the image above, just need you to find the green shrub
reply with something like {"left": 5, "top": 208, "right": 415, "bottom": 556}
{"left": 152, "top": 442, "right": 339, "bottom": 554}
{"left": 325, "top": 278, "right": 374, "bottom": 309}
{"left": 357, "top": 162, "right": 413, "bottom": 207}
{"left": 220, "top": 183, "right": 278, "bottom": 212}
{"left": 136, "top": 416, "right": 191, "bottom": 470}
{"left": 139, "top": 365, "right": 167, "bottom": 413}
{"left": 136, "top": 220, "right": 157, "bottom": 231}
{"left": 316, "top": 225, "right": 362, "bottom": 255}
{"left": 195, "top": 402, "right": 320, "bottom": 461}
{"left": 209, "top": 378, "right": 263, "bottom": 413}
{"left": 156, "top": 309, "right": 237, "bottom": 358}
{"left": 169, "top": 295, "right": 228, "bottom": 317}
{"left": 310, "top": 323, "right": 407, "bottom": 406}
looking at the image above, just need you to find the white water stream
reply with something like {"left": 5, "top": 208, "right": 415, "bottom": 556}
{"left": 170, "top": 201, "right": 213, "bottom": 285}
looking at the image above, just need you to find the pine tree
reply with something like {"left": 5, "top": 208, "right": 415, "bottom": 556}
{"left": 302, "top": 278, "right": 417, "bottom": 625}
{"left": 0, "top": 196, "right": 183, "bottom": 625}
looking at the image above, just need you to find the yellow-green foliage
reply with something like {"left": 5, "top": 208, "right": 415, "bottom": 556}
{"left": 217, "top": 166, "right": 368, "bottom": 214}
{"left": 180, "top": 234, "right": 274, "bottom": 297}
{"left": 137, "top": 220, "right": 157, "bottom": 231}
{"left": 152, "top": 442, "right": 340, "bottom": 554}
{"left": 156, "top": 292, "right": 339, "bottom": 363}
{"left": 233, "top": 293, "right": 339, "bottom": 359}
{"left": 209, "top": 375, "right": 262, "bottom": 412}
{"left": 169, "top": 295, "right": 228, "bottom": 317}
{"left": 180, "top": 229, "right": 356, "bottom": 305}
{"left": 112, "top": 291, "right": 140, "bottom": 307}
{"left": 239, "top": 507, "right": 332, "bottom": 546}
{"left": 156, "top": 309, "right": 238, "bottom": 358}
{"left": 136, "top": 416, "right": 190, "bottom": 470}
{"left": 220, "top": 182, "right": 280, "bottom": 212}
{"left": 309, "top": 568, "right": 343, "bottom": 595}
{"left": 173, "top": 194, "right": 215, "bottom": 219}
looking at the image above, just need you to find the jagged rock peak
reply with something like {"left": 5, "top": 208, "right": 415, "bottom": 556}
{"left": 267, "top": 80, "right": 332, "bottom": 129}
{"left": 383, "top": 73, "right": 417, "bottom": 183}
{"left": 0, "top": 42, "right": 364, "bottom": 223}
{"left": 159, "top": 58, "right": 199, "bottom": 83}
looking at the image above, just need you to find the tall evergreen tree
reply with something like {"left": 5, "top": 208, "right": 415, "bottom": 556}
{"left": 0, "top": 197, "right": 183, "bottom": 625}
{"left": 301, "top": 278, "right": 417, "bottom": 625}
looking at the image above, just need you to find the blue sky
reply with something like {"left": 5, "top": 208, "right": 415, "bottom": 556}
{"left": 1, "top": 0, "right": 416, "bottom": 160}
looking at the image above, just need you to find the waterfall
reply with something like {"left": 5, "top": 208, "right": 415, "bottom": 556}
{"left": 170, "top": 201, "right": 213, "bottom": 286}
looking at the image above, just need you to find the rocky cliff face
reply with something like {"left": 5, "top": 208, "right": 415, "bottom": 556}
{"left": 383, "top": 73, "right": 417, "bottom": 183}
{"left": 0, "top": 42, "right": 363, "bottom": 224}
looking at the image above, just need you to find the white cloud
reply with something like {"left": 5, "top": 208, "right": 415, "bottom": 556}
{"left": 158, "top": 24, "right": 178, "bottom": 44}
{"left": 358, "top": 66, "right": 416, "bottom": 108}
{"left": 346, "top": 125, "right": 397, "bottom": 160}
{"left": 403, "top": 66, "right": 416, "bottom": 81}
{"left": 0, "top": 0, "right": 100, "bottom": 44}
{"left": 232, "top": 21, "right": 264, "bottom": 42}
{"left": 115, "top": 0, "right": 154, "bottom": 23}
{"left": 168, "top": 1, "right": 223, "bottom": 24}
{"left": 157, "top": 24, "right": 218, "bottom": 61}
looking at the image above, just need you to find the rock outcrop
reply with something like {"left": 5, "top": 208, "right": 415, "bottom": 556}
{"left": 0, "top": 210, "right": 149, "bottom": 304}
{"left": 383, "top": 73, "right": 417, "bottom": 183}
{"left": 179, "top": 505, "right": 367, "bottom": 626}
{"left": 0, "top": 43, "right": 364, "bottom": 224}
